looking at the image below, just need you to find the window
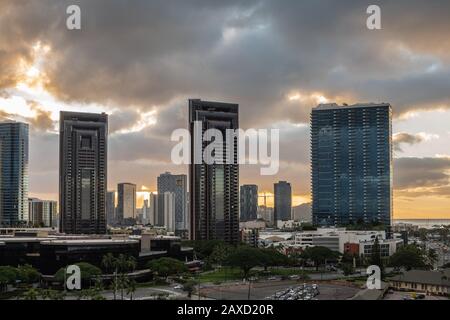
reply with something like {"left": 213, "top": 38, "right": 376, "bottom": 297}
{"left": 80, "top": 136, "right": 92, "bottom": 149}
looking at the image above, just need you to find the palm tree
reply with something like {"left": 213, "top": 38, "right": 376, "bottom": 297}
{"left": 126, "top": 279, "right": 136, "bottom": 300}
{"left": 118, "top": 273, "right": 128, "bottom": 300}
{"left": 102, "top": 253, "right": 116, "bottom": 274}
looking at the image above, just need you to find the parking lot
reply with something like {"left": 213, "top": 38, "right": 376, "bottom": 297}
{"left": 198, "top": 280, "right": 360, "bottom": 300}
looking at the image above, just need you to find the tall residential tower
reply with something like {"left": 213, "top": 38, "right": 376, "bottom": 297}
{"left": 0, "top": 122, "right": 29, "bottom": 226}
{"left": 189, "top": 99, "right": 239, "bottom": 244}
{"left": 59, "top": 112, "right": 108, "bottom": 234}
{"left": 311, "top": 103, "right": 393, "bottom": 226}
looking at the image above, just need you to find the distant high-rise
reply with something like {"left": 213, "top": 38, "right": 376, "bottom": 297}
{"left": 274, "top": 181, "right": 292, "bottom": 222}
{"left": 149, "top": 192, "right": 175, "bottom": 231}
{"left": 59, "top": 112, "right": 108, "bottom": 234}
{"left": 0, "top": 122, "right": 29, "bottom": 226}
{"left": 106, "top": 191, "right": 115, "bottom": 225}
{"left": 117, "top": 183, "right": 136, "bottom": 222}
{"left": 240, "top": 185, "right": 258, "bottom": 222}
{"left": 157, "top": 172, "right": 188, "bottom": 233}
{"left": 28, "top": 198, "right": 57, "bottom": 228}
{"left": 189, "top": 99, "right": 239, "bottom": 244}
{"left": 311, "top": 103, "right": 393, "bottom": 226}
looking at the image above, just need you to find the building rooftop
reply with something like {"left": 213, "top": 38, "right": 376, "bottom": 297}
{"left": 314, "top": 103, "right": 391, "bottom": 111}
{"left": 390, "top": 269, "right": 450, "bottom": 287}
{"left": 40, "top": 239, "right": 140, "bottom": 246}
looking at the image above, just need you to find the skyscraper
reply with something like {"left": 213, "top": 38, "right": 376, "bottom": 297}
{"left": 240, "top": 185, "right": 258, "bottom": 222}
{"left": 59, "top": 111, "right": 108, "bottom": 234}
{"left": 106, "top": 191, "right": 115, "bottom": 225}
{"left": 117, "top": 183, "right": 136, "bottom": 222}
{"left": 311, "top": 103, "right": 393, "bottom": 226}
{"left": 28, "top": 198, "right": 57, "bottom": 228}
{"left": 274, "top": 181, "right": 292, "bottom": 222}
{"left": 0, "top": 122, "right": 29, "bottom": 226}
{"left": 149, "top": 192, "right": 175, "bottom": 231}
{"left": 189, "top": 99, "right": 239, "bottom": 244}
{"left": 157, "top": 172, "right": 188, "bottom": 233}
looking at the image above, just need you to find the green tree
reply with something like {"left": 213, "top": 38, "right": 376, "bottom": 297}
{"left": 369, "top": 237, "right": 384, "bottom": 276}
{"left": 22, "top": 287, "right": 39, "bottom": 300}
{"left": 147, "top": 258, "right": 188, "bottom": 279}
{"left": 17, "top": 264, "right": 40, "bottom": 284}
{"left": 259, "top": 248, "right": 289, "bottom": 271}
{"left": 182, "top": 280, "right": 197, "bottom": 298}
{"left": 0, "top": 266, "right": 18, "bottom": 293}
{"left": 208, "top": 243, "right": 233, "bottom": 267}
{"left": 224, "top": 247, "right": 264, "bottom": 279}
{"left": 126, "top": 279, "right": 137, "bottom": 300}
{"left": 342, "top": 263, "right": 354, "bottom": 276}
{"left": 389, "top": 245, "right": 429, "bottom": 271}
{"left": 427, "top": 248, "right": 439, "bottom": 267}
{"left": 301, "top": 246, "right": 339, "bottom": 271}
{"left": 102, "top": 253, "right": 117, "bottom": 274}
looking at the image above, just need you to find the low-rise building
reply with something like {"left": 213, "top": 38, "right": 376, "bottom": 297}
{"left": 390, "top": 269, "right": 450, "bottom": 296}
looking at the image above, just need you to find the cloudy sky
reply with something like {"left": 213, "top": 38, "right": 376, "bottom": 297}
{"left": 1, "top": 0, "right": 450, "bottom": 219}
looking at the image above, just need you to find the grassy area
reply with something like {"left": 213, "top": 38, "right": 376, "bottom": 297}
{"left": 195, "top": 267, "right": 311, "bottom": 284}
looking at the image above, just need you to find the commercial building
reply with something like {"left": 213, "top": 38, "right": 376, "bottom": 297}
{"left": 0, "top": 232, "right": 193, "bottom": 274}
{"left": 149, "top": 192, "right": 175, "bottom": 232}
{"left": 240, "top": 185, "right": 258, "bottom": 222}
{"left": 274, "top": 181, "right": 292, "bottom": 222}
{"left": 106, "top": 191, "right": 115, "bottom": 225}
{"left": 311, "top": 103, "right": 393, "bottom": 226}
{"left": 28, "top": 198, "right": 57, "bottom": 228}
{"left": 0, "top": 121, "right": 29, "bottom": 226}
{"left": 117, "top": 183, "right": 136, "bottom": 223}
{"left": 157, "top": 172, "right": 188, "bottom": 233}
{"left": 189, "top": 99, "right": 239, "bottom": 244}
{"left": 59, "top": 112, "right": 108, "bottom": 234}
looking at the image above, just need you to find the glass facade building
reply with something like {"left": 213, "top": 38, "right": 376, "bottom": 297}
{"left": 59, "top": 112, "right": 108, "bottom": 234}
{"left": 311, "top": 103, "right": 393, "bottom": 226}
{"left": 0, "top": 122, "right": 29, "bottom": 226}
{"left": 274, "top": 181, "right": 292, "bottom": 222}
{"left": 189, "top": 99, "right": 239, "bottom": 244}
{"left": 117, "top": 183, "right": 136, "bottom": 222}
{"left": 240, "top": 185, "right": 258, "bottom": 222}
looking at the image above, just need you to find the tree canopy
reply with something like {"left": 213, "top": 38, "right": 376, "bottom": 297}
{"left": 389, "top": 245, "right": 429, "bottom": 271}
{"left": 146, "top": 258, "right": 187, "bottom": 278}
{"left": 301, "top": 246, "right": 340, "bottom": 270}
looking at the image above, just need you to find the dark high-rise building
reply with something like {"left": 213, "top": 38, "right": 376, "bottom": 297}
{"left": 240, "top": 185, "right": 258, "bottom": 222}
{"left": 0, "top": 122, "right": 29, "bottom": 226}
{"left": 311, "top": 103, "right": 393, "bottom": 226}
{"left": 157, "top": 172, "right": 188, "bottom": 233}
{"left": 117, "top": 183, "right": 136, "bottom": 222}
{"left": 59, "top": 112, "right": 108, "bottom": 234}
{"left": 106, "top": 191, "right": 115, "bottom": 225}
{"left": 274, "top": 181, "right": 292, "bottom": 222}
{"left": 189, "top": 99, "right": 239, "bottom": 244}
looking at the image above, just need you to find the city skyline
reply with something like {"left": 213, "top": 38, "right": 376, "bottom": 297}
{"left": 1, "top": 1, "right": 450, "bottom": 219}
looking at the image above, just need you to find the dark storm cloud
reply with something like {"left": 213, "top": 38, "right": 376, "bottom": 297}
{"left": 394, "top": 157, "right": 450, "bottom": 193}
{"left": 2, "top": 0, "right": 450, "bottom": 198}
{"left": 393, "top": 132, "right": 425, "bottom": 152}
{"left": 2, "top": 0, "right": 450, "bottom": 127}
